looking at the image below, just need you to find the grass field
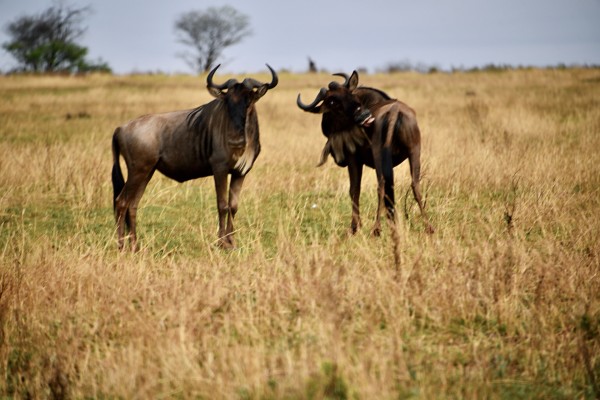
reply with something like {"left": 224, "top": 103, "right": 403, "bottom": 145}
{"left": 0, "top": 68, "right": 599, "bottom": 399}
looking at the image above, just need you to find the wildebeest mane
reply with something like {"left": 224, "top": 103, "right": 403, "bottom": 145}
{"left": 186, "top": 98, "right": 254, "bottom": 138}
{"left": 186, "top": 100, "right": 221, "bottom": 133}
{"left": 355, "top": 86, "right": 392, "bottom": 108}
{"left": 186, "top": 99, "right": 248, "bottom": 136}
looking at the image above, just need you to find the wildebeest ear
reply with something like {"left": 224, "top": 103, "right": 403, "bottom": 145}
{"left": 254, "top": 84, "right": 269, "bottom": 99}
{"left": 348, "top": 71, "right": 359, "bottom": 91}
{"left": 208, "top": 86, "right": 224, "bottom": 98}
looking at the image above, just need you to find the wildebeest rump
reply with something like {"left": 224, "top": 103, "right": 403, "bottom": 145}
{"left": 297, "top": 71, "right": 434, "bottom": 235}
{"left": 112, "top": 64, "right": 278, "bottom": 251}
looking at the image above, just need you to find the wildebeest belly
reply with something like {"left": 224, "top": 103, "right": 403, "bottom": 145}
{"left": 356, "top": 146, "right": 409, "bottom": 170}
{"left": 155, "top": 156, "right": 213, "bottom": 182}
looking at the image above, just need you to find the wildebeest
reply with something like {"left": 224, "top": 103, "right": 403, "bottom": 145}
{"left": 297, "top": 71, "right": 434, "bottom": 236}
{"left": 112, "top": 64, "right": 278, "bottom": 251}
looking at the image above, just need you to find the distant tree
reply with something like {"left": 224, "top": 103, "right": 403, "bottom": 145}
{"left": 383, "top": 59, "right": 440, "bottom": 74}
{"left": 174, "top": 5, "right": 251, "bottom": 73}
{"left": 2, "top": 4, "right": 111, "bottom": 73}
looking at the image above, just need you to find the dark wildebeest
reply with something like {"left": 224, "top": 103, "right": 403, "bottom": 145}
{"left": 297, "top": 71, "right": 434, "bottom": 236}
{"left": 112, "top": 64, "right": 278, "bottom": 251}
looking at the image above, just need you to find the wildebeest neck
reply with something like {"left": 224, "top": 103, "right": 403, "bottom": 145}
{"left": 187, "top": 99, "right": 248, "bottom": 144}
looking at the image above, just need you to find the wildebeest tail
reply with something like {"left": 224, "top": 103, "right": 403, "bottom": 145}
{"left": 111, "top": 129, "right": 126, "bottom": 213}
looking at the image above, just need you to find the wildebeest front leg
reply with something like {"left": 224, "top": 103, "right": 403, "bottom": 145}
{"left": 347, "top": 158, "right": 363, "bottom": 234}
{"left": 213, "top": 171, "right": 234, "bottom": 249}
{"left": 226, "top": 173, "right": 245, "bottom": 248}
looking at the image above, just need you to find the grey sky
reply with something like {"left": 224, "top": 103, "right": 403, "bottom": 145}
{"left": 1, "top": 0, "right": 599, "bottom": 74}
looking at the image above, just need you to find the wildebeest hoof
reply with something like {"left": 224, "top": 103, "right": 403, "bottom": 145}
{"left": 347, "top": 226, "right": 359, "bottom": 236}
{"left": 371, "top": 226, "right": 382, "bottom": 237}
{"left": 425, "top": 224, "right": 435, "bottom": 235}
{"left": 217, "top": 236, "right": 236, "bottom": 250}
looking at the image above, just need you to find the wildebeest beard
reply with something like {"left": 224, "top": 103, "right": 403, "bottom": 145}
{"left": 318, "top": 126, "right": 369, "bottom": 166}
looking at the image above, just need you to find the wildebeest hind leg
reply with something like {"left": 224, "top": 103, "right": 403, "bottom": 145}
{"left": 408, "top": 149, "right": 434, "bottom": 234}
{"left": 115, "top": 169, "right": 154, "bottom": 251}
{"left": 115, "top": 199, "right": 128, "bottom": 250}
{"left": 126, "top": 169, "right": 155, "bottom": 251}
{"left": 115, "top": 188, "right": 132, "bottom": 251}
{"left": 372, "top": 174, "right": 386, "bottom": 237}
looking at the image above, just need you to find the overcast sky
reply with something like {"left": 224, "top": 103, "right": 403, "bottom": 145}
{"left": 1, "top": 0, "right": 599, "bottom": 74}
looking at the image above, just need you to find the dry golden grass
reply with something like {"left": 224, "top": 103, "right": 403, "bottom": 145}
{"left": 0, "top": 68, "right": 599, "bottom": 399}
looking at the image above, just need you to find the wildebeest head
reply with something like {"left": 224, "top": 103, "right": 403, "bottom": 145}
{"left": 297, "top": 70, "right": 375, "bottom": 133}
{"left": 206, "top": 64, "right": 278, "bottom": 134}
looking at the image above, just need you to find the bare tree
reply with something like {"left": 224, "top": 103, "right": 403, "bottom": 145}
{"left": 174, "top": 5, "right": 251, "bottom": 74}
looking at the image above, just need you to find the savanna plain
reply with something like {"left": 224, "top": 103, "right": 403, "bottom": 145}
{"left": 0, "top": 68, "right": 599, "bottom": 399}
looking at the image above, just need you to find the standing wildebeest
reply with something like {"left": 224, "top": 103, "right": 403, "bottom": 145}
{"left": 112, "top": 64, "right": 278, "bottom": 251}
{"left": 297, "top": 71, "right": 434, "bottom": 236}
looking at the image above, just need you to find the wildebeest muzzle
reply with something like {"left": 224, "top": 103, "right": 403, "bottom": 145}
{"left": 354, "top": 107, "right": 375, "bottom": 127}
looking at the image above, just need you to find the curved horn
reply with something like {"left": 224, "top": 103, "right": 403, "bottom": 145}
{"left": 265, "top": 64, "right": 278, "bottom": 89}
{"left": 297, "top": 87, "right": 328, "bottom": 112}
{"left": 206, "top": 64, "right": 238, "bottom": 91}
{"left": 332, "top": 72, "right": 350, "bottom": 87}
